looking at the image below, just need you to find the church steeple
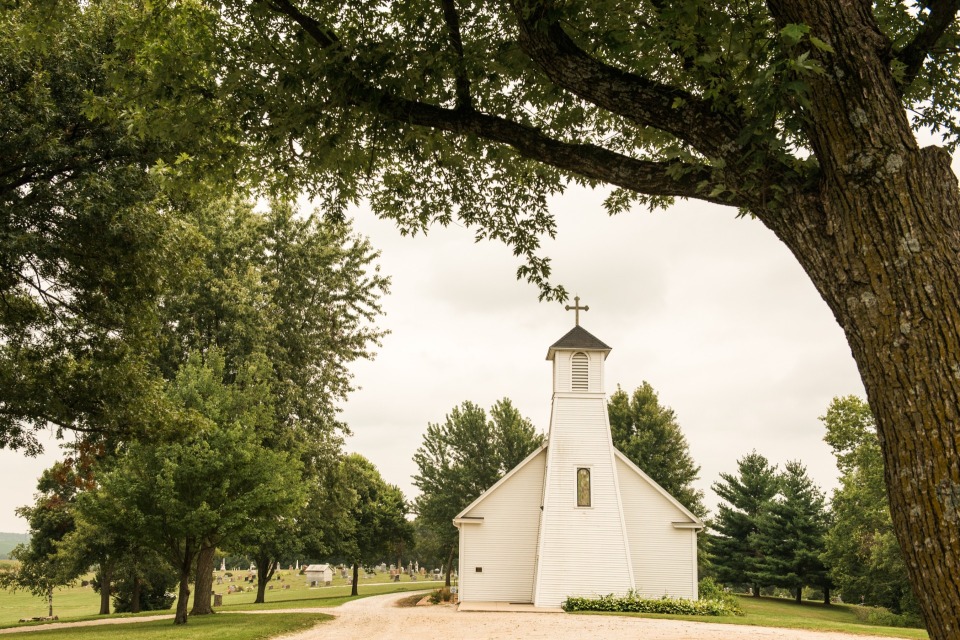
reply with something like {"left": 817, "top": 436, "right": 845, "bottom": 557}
{"left": 546, "top": 324, "right": 611, "bottom": 394}
{"left": 533, "top": 309, "right": 635, "bottom": 606}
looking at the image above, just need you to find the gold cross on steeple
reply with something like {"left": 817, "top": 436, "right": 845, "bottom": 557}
{"left": 565, "top": 296, "right": 589, "bottom": 326}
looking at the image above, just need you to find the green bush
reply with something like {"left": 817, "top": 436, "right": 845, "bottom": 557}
{"left": 851, "top": 605, "right": 924, "bottom": 629}
{"left": 562, "top": 590, "right": 744, "bottom": 616}
{"left": 428, "top": 587, "right": 453, "bottom": 604}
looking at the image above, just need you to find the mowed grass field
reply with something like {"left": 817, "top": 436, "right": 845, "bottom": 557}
{"left": 0, "top": 566, "right": 441, "bottom": 628}
{"left": 576, "top": 595, "right": 928, "bottom": 639}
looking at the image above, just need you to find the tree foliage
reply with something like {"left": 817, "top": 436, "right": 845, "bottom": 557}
{"left": 821, "top": 396, "right": 918, "bottom": 614}
{"left": 0, "top": 462, "right": 87, "bottom": 610}
{"left": 334, "top": 454, "right": 413, "bottom": 596}
{"left": 0, "top": 2, "right": 198, "bottom": 452}
{"left": 750, "top": 461, "right": 831, "bottom": 603}
{"left": 91, "top": 351, "right": 306, "bottom": 624}
{"left": 608, "top": 383, "right": 706, "bottom": 517}
{"left": 708, "top": 452, "right": 779, "bottom": 594}
{"left": 412, "top": 398, "right": 544, "bottom": 583}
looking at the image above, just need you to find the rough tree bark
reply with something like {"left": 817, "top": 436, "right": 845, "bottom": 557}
{"left": 190, "top": 545, "right": 216, "bottom": 616}
{"left": 758, "top": 2, "right": 960, "bottom": 638}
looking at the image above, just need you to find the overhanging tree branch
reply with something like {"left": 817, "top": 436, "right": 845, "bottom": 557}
{"left": 372, "top": 93, "right": 740, "bottom": 205}
{"left": 895, "top": 0, "right": 960, "bottom": 90}
{"left": 257, "top": 2, "right": 743, "bottom": 207}
{"left": 439, "top": 0, "right": 473, "bottom": 110}
{"left": 511, "top": 0, "right": 744, "bottom": 161}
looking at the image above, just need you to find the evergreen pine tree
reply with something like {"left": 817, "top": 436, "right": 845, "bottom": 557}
{"left": 751, "top": 461, "right": 832, "bottom": 603}
{"left": 708, "top": 452, "right": 779, "bottom": 596}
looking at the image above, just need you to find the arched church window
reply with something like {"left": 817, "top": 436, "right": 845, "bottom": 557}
{"left": 576, "top": 468, "right": 591, "bottom": 507}
{"left": 571, "top": 352, "right": 589, "bottom": 390}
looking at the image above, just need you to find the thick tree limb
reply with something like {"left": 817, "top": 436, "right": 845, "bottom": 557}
{"left": 258, "top": 0, "right": 340, "bottom": 48}
{"left": 511, "top": 1, "right": 744, "bottom": 161}
{"left": 256, "top": 1, "right": 742, "bottom": 206}
{"left": 439, "top": 0, "right": 473, "bottom": 110}
{"left": 373, "top": 93, "right": 742, "bottom": 206}
{"left": 895, "top": 0, "right": 960, "bottom": 90}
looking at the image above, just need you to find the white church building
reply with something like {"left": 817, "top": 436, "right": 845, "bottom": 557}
{"left": 454, "top": 315, "right": 703, "bottom": 608}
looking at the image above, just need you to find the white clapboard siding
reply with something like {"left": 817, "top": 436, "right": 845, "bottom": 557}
{"left": 616, "top": 455, "right": 699, "bottom": 600}
{"left": 534, "top": 395, "right": 633, "bottom": 608}
{"left": 458, "top": 449, "right": 546, "bottom": 603}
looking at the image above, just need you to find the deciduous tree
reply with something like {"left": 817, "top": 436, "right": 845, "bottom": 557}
{"left": 821, "top": 396, "right": 918, "bottom": 615}
{"left": 94, "top": 351, "right": 306, "bottom": 624}
{"left": 608, "top": 383, "right": 706, "bottom": 517}
{"left": 413, "top": 399, "right": 544, "bottom": 585}
{"left": 335, "top": 454, "right": 413, "bottom": 597}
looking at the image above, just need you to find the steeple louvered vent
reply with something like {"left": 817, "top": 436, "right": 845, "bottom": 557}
{"left": 571, "top": 352, "right": 589, "bottom": 391}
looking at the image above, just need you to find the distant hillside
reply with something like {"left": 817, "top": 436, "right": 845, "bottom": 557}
{"left": 0, "top": 533, "right": 29, "bottom": 559}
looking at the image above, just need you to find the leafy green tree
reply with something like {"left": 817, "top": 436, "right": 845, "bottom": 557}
{"left": 335, "top": 454, "right": 413, "bottom": 596}
{"left": 608, "top": 383, "right": 706, "bottom": 517}
{"left": 750, "top": 461, "right": 831, "bottom": 603}
{"left": 0, "top": 2, "right": 201, "bottom": 453}
{"left": 93, "top": 351, "right": 306, "bottom": 625}
{"left": 157, "top": 197, "right": 386, "bottom": 608}
{"left": 0, "top": 462, "right": 86, "bottom": 617}
{"left": 113, "top": 2, "right": 960, "bottom": 633}
{"left": 413, "top": 399, "right": 544, "bottom": 585}
{"left": 821, "top": 396, "right": 918, "bottom": 614}
{"left": 709, "top": 452, "right": 780, "bottom": 596}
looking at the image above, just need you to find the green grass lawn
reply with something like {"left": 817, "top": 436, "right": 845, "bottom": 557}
{"left": 0, "top": 568, "right": 439, "bottom": 628}
{"left": 576, "top": 595, "right": 928, "bottom": 639}
{"left": 4, "top": 612, "right": 330, "bottom": 639}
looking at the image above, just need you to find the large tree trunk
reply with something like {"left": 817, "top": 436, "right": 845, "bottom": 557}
{"left": 131, "top": 573, "right": 142, "bottom": 614}
{"left": 98, "top": 563, "right": 112, "bottom": 615}
{"left": 761, "top": 3, "right": 960, "bottom": 637}
{"left": 174, "top": 539, "right": 194, "bottom": 625}
{"left": 190, "top": 545, "right": 216, "bottom": 616}
{"left": 254, "top": 554, "right": 277, "bottom": 604}
{"left": 351, "top": 562, "right": 359, "bottom": 597}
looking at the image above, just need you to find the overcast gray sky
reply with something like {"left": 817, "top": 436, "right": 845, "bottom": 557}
{"left": 2, "top": 155, "right": 955, "bottom": 532}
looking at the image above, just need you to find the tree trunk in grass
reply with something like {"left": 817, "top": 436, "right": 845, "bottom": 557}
{"left": 131, "top": 574, "right": 142, "bottom": 614}
{"left": 823, "top": 587, "right": 830, "bottom": 606}
{"left": 795, "top": 588, "right": 802, "bottom": 604}
{"left": 445, "top": 545, "right": 454, "bottom": 588}
{"left": 190, "top": 545, "right": 216, "bottom": 615}
{"left": 174, "top": 538, "right": 194, "bottom": 625}
{"left": 254, "top": 555, "right": 277, "bottom": 604}
{"left": 351, "top": 562, "right": 359, "bottom": 597}
{"left": 98, "top": 563, "right": 112, "bottom": 615}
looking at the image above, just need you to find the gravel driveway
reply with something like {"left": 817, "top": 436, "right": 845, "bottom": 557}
{"left": 282, "top": 592, "right": 904, "bottom": 640}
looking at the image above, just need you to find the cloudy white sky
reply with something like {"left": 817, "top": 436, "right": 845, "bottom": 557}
{"left": 2, "top": 151, "right": 956, "bottom": 533}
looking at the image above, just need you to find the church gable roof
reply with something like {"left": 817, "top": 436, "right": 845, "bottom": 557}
{"left": 613, "top": 450, "right": 703, "bottom": 527}
{"left": 546, "top": 325, "right": 611, "bottom": 360}
{"left": 454, "top": 445, "right": 547, "bottom": 522}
